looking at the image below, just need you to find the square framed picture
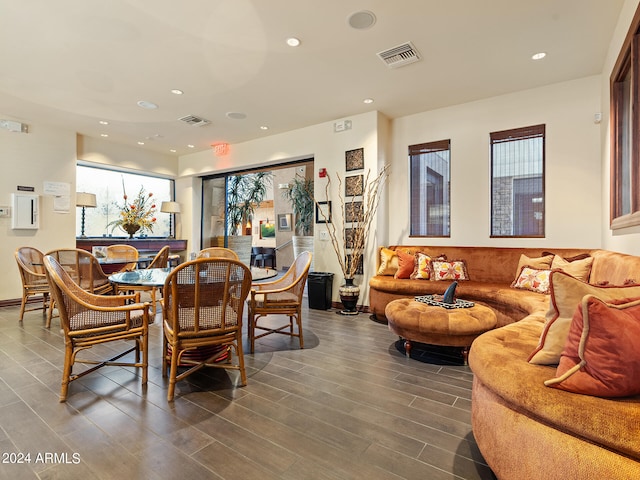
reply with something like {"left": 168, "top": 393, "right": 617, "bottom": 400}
{"left": 345, "top": 148, "right": 364, "bottom": 171}
{"left": 345, "top": 175, "right": 364, "bottom": 196}
{"left": 260, "top": 220, "right": 275, "bottom": 238}
{"left": 278, "top": 213, "right": 292, "bottom": 231}
{"left": 344, "top": 201, "right": 363, "bottom": 223}
{"left": 315, "top": 201, "right": 331, "bottom": 223}
{"left": 345, "top": 253, "right": 364, "bottom": 275}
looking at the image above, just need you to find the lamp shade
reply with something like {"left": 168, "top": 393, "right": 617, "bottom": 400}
{"left": 161, "top": 201, "right": 181, "bottom": 214}
{"left": 76, "top": 192, "right": 97, "bottom": 208}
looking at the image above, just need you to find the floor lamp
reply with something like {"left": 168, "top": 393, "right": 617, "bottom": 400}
{"left": 160, "top": 201, "right": 181, "bottom": 239}
{"left": 76, "top": 192, "right": 97, "bottom": 238}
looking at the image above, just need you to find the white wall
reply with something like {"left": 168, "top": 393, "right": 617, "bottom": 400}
{"left": 600, "top": 0, "right": 640, "bottom": 255}
{"left": 0, "top": 120, "right": 77, "bottom": 300}
{"left": 390, "top": 75, "right": 603, "bottom": 249}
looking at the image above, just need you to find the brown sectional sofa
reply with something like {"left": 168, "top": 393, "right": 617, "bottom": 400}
{"left": 368, "top": 246, "right": 640, "bottom": 479}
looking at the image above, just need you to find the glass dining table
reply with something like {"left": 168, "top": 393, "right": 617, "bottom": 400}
{"left": 108, "top": 266, "right": 278, "bottom": 288}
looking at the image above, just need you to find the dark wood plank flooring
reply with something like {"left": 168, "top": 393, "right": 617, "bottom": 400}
{"left": 0, "top": 302, "right": 496, "bottom": 479}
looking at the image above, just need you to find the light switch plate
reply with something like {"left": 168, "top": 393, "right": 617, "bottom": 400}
{"left": 0, "top": 206, "right": 10, "bottom": 217}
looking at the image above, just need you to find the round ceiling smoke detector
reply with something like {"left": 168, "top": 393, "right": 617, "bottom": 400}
{"left": 348, "top": 10, "right": 376, "bottom": 30}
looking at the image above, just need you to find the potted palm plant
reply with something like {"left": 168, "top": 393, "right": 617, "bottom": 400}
{"left": 219, "top": 171, "right": 272, "bottom": 264}
{"left": 281, "top": 175, "right": 314, "bottom": 262}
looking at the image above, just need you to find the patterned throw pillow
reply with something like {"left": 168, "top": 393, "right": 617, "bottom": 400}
{"left": 410, "top": 253, "right": 433, "bottom": 280}
{"left": 431, "top": 259, "right": 469, "bottom": 281}
{"left": 514, "top": 254, "right": 554, "bottom": 282}
{"left": 511, "top": 266, "right": 551, "bottom": 294}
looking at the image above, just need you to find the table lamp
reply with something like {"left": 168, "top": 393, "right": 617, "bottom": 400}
{"left": 160, "top": 201, "right": 181, "bottom": 238}
{"left": 76, "top": 192, "right": 97, "bottom": 238}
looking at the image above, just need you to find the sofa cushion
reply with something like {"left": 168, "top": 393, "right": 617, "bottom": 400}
{"left": 551, "top": 255, "right": 593, "bottom": 282}
{"left": 511, "top": 266, "right": 551, "bottom": 294}
{"left": 394, "top": 250, "right": 415, "bottom": 279}
{"left": 410, "top": 253, "right": 433, "bottom": 280}
{"left": 528, "top": 270, "right": 640, "bottom": 365}
{"left": 377, "top": 247, "right": 399, "bottom": 276}
{"left": 514, "top": 254, "right": 554, "bottom": 280}
{"left": 432, "top": 259, "right": 469, "bottom": 281}
{"left": 544, "top": 295, "right": 640, "bottom": 397}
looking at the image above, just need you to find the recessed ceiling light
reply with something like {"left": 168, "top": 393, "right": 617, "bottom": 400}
{"left": 286, "top": 37, "right": 301, "bottom": 47}
{"left": 137, "top": 141, "right": 145, "bottom": 145}
{"left": 226, "top": 112, "right": 247, "bottom": 120}
{"left": 137, "top": 100, "right": 158, "bottom": 109}
{"left": 170, "top": 89, "right": 184, "bottom": 95}
{"left": 170, "top": 149, "right": 177, "bottom": 153}
{"left": 260, "top": 125, "right": 269, "bottom": 130}
{"left": 532, "top": 52, "right": 546, "bottom": 60}
{"left": 99, "top": 120, "right": 109, "bottom": 125}
{"left": 100, "top": 133, "right": 109, "bottom": 137}
{"left": 363, "top": 98, "right": 374, "bottom": 104}
{"left": 187, "top": 144, "right": 195, "bottom": 148}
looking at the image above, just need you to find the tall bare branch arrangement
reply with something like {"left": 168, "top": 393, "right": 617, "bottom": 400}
{"left": 315, "top": 165, "right": 389, "bottom": 279}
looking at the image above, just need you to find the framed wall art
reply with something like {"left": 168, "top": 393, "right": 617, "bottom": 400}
{"left": 344, "top": 201, "right": 363, "bottom": 223}
{"left": 345, "top": 147, "right": 364, "bottom": 171}
{"left": 345, "top": 175, "right": 364, "bottom": 196}
{"left": 278, "top": 213, "right": 292, "bottom": 231}
{"left": 316, "top": 201, "right": 332, "bottom": 223}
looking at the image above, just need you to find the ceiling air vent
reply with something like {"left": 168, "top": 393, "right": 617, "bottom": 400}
{"left": 377, "top": 42, "right": 421, "bottom": 68}
{"left": 178, "top": 115, "right": 211, "bottom": 127}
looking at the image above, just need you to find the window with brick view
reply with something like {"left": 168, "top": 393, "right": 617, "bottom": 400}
{"left": 490, "top": 124, "right": 545, "bottom": 238}
{"left": 409, "top": 139, "right": 450, "bottom": 237}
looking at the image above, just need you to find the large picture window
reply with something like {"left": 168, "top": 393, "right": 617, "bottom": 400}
{"left": 409, "top": 140, "right": 450, "bottom": 237}
{"left": 76, "top": 165, "right": 174, "bottom": 238}
{"left": 490, "top": 125, "right": 545, "bottom": 237}
{"left": 610, "top": 5, "right": 640, "bottom": 229}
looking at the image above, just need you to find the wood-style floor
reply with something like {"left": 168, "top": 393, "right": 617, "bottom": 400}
{"left": 0, "top": 301, "right": 496, "bottom": 480}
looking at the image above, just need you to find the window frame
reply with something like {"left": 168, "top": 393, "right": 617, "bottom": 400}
{"left": 610, "top": 4, "right": 640, "bottom": 230}
{"left": 490, "top": 124, "right": 546, "bottom": 238}
{"left": 408, "top": 139, "right": 451, "bottom": 238}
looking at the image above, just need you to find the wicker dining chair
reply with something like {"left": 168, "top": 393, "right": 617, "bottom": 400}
{"left": 197, "top": 247, "right": 240, "bottom": 260}
{"left": 44, "top": 255, "right": 151, "bottom": 402}
{"left": 46, "top": 248, "right": 114, "bottom": 295}
{"left": 162, "top": 257, "right": 252, "bottom": 401}
{"left": 15, "top": 246, "right": 52, "bottom": 324}
{"left": 247, "top": 251, "right": 312, "bottom": 353}
{"left": 105, "top": 244, "right": 139, "bottom": 272}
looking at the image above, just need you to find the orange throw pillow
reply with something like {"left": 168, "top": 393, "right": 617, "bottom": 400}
{"left": 545, "top": 295, "right": 640, "bottom": 397}
{"left": 394, "top": 250, "right": 415, "bottom": 279}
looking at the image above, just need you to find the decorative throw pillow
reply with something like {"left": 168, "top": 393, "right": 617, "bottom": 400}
{"left": 528, "top": 270, "right": 640, "bottom": 365}
{"left": 511, "top": 266, "right": 551, "bottom": 294}
{"left": 394, "top": 250, "right": 416, "bottom": 279}
{"left": 410, "top": 253, "right": 433, "bottom": 280}
{"left": 431, "top": 259, "right": 469, "bottom": 281}
{"left": 551, "top": 255, "right": 593, "bottom": 282}
{"left": 514, "top": 254, "right": 554, "bottom": 281}
{"left": 544, "top": 295, "right": 640, "bottom": 397}
{"left": 377, "top": 247, "right": 399, "bottom": 276}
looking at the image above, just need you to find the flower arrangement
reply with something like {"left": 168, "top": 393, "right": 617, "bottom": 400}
{"left": 107, "top": 183, "right": 157, "bottom": 237}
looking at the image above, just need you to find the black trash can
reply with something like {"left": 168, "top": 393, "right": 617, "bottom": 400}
{"left": 307, "top": 272, "right": 334, "bottom": 310}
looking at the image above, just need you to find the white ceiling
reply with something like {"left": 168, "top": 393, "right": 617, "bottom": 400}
{"left": 0, "top": 0, "right": 625, "bottom": 156}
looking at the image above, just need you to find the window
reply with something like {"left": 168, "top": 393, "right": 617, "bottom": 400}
{"left": 490, "top": 125, "right": 545, "bottom": 237}
{"left": 610, "top": 5, "right": 640, "bottom": 229}
{"left": 409, "top": 140, "right": 450, "bottom": 237}
{"left": 76, "top": 165, "right": 174, "bottom": 238}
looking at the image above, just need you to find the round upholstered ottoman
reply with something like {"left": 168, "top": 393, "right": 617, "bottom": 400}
{"left": 385, "top": 298, "right": 497, "bottom": 363}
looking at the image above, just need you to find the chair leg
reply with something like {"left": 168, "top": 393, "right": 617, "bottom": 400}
{"left": 297, "top": 312, "right": 304, "bottom": 349}
{"left": 59, "top": 345, "right": 73, "bottom": 402}
{"left": 161, "top": 335, "right": 168, "bottom": 378}
{"left": 167, "top": 342, "right": 180, "bottom": 401}
{"left": 236, "top": 333, "right": 247, "bottom": 386}
{"left": 141, "top": 331, "right": 148, "bottom": 385}
{"left": 18, "top": 293, "right": 27, "bottom": 321}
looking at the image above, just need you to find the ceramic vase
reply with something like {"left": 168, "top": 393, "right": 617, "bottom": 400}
{"left": 123, "top": 223, "right": 141, "bottom": 238}
{"left": 339, "top": 277, "right": 360, "bottom": 315}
